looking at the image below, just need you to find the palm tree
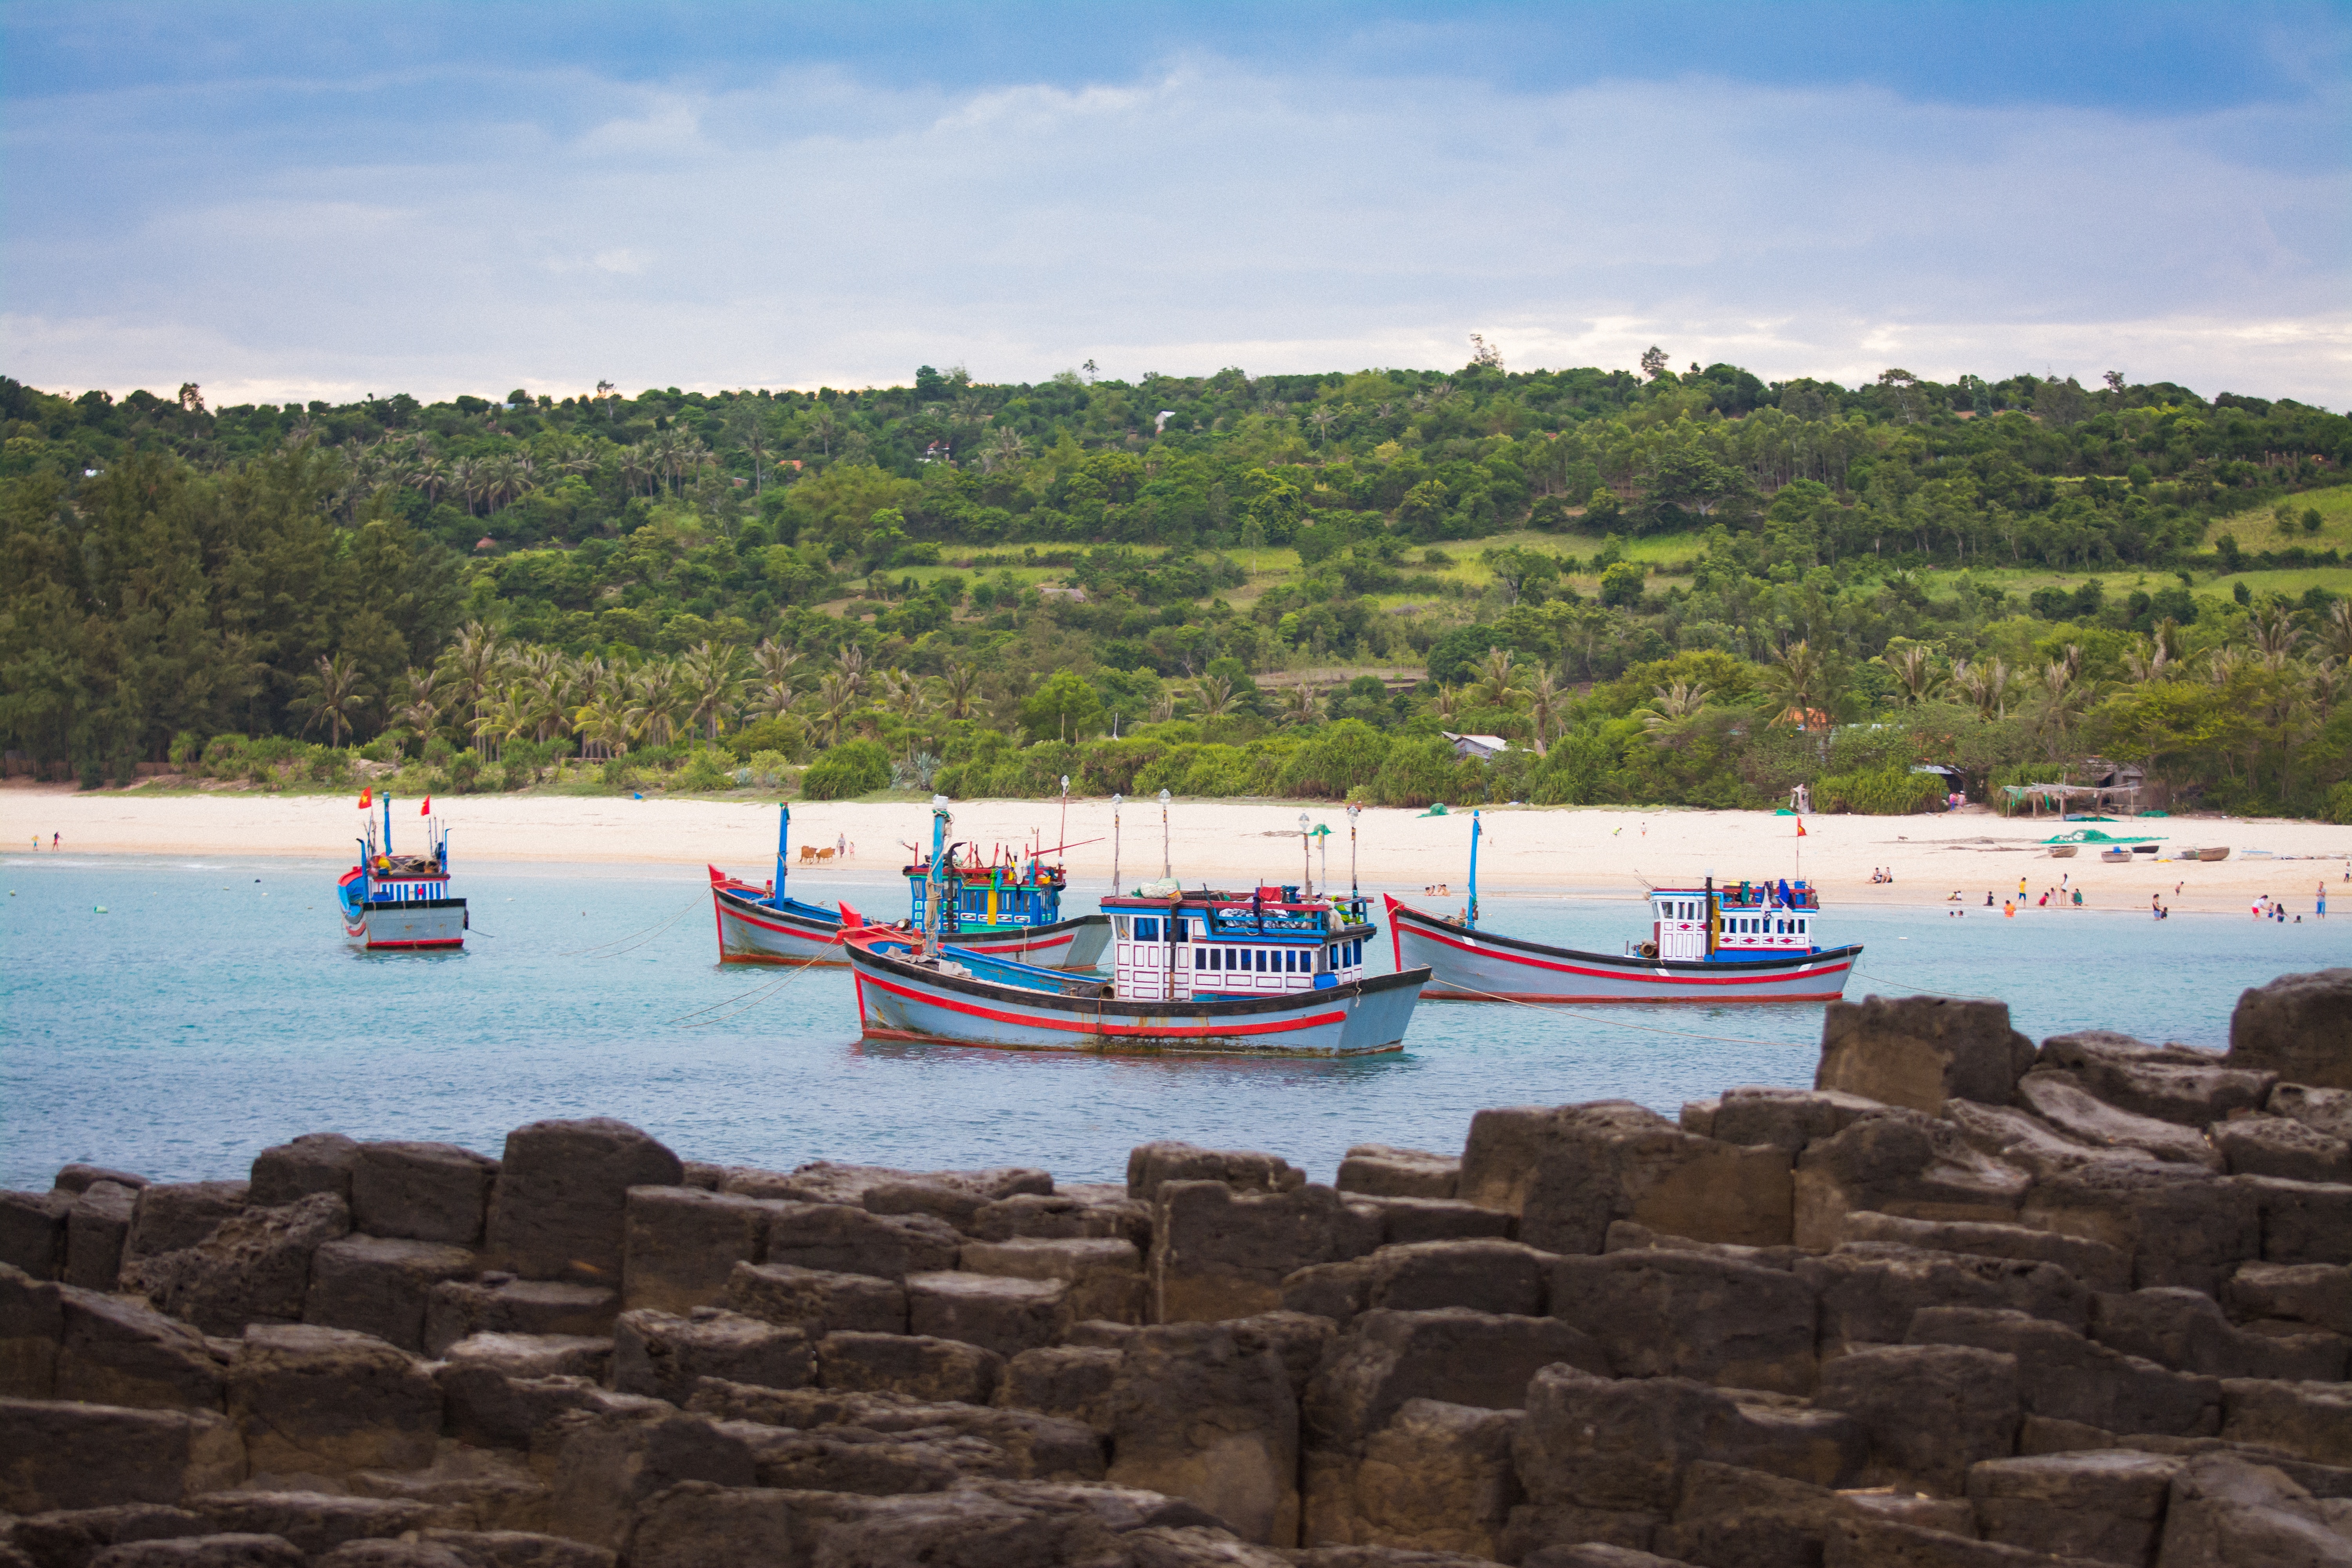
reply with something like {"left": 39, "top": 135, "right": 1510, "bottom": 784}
{"left": 2321, "top": 600, "right": 2352, "bottom": 665}
{"left": 2205, "top": 646, "right": 2243, "bottom": 688}
{"left": 619, "top": 443, "right": 653, "bottom": 499}
{"left": 1950, "top": 657, "right": 2013, "bottom": 720}
{"left": 436, "top": 623, "right": 506, "bottom": 750}
{"left": 1885, "top": 644, "right": 1942, "bottom": 706}
{"left": 1523, "top": 666, "right": 1565, "bottom": 756}
{"left": 1306, "top": 407, "right": 1338, "bottom": 446}
{"left": 937, "top": 663, "right": 982, "bottom": 721}
{"left": 295, "top": 651, "right": 371, "bottom": 747}
{"left": 991, "top": 428, "right": 1025, "bottom": 468}
{"left": 1636, "top": 681, "right": 1709, "bottom": 731}
{"left": 1280, "top": 680, "right": 1319, "bottom": 726}
{"left": 1432, "top": 683, "right": 1463, "bottom": 724}
{"left": 1149, "top": 689, "right": 1177, "bottom": 725}
{"left": 1759, "top": 640, "right": 1831, "bottom": 728}
{"left": 1472, "top": 647, "right": 1527, "bottom": 711}
{"left": 834, "top": 644, "right": 867, "bottom": 694}
{"left": 681, "top": 640, "right": 750, "bottom": 740}
{"left": 814, "top": 671, "right": 861, "bottom": 746}
{"left": 2031, "top": 659, "right": 2089, "bottom": 758}
{"left": 2121, "top": 638, "right": 2171, "bottom": 684}
{"left": 391, "top": 668, "right": 445, "bottom": 742}
{"left": 878, "top": 669, "right": 932, "bottom": 747}
{"left": 623, "top": 662, "right": 688, "bottom": 748}
{"left": 1191, "top": 675, "right": 1236, "bottom": 720}
{"left": 574, "top": 696, "right": 630, "bottom": 759}
{"left": 2250, "top": 603, "right": 2302, "bottom": 670}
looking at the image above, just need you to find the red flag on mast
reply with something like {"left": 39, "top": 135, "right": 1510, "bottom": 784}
{"left": 359, "top": 788, "right": 372, "bottom": 809}
{"left": 1796, "top": 818, "right": 1808, "bottom": 836}
{"left": 421, "top": 796, "right": 432, "bottom": 815}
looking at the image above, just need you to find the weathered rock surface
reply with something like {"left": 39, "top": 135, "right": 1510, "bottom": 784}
{"left": 1906, "top": 1306, "right": 2220, "bottom": 1438}
{"left": 2092, "top": 1287, "right": 2346, "bottom": 1382}
{"left": 1794, "top": 1113, "right": 2032, "bottom": 1251}
{"left": 247, "top": 1136, "right": 361, "bottom": 1209}
{"left": 1307, "top": 1308, "right": 1606, "bottom": 1453}
{"left": 816, "top": 1329, "right": 1002, "bottom": 1403}
{"left": 905, "top": 1270, "right": 1067, "bottom": 1356}
{"left": 1503, "top": 1103, "right": 1795, "bottom": 1254}
{"left": 1797, "top": 1243, "right": 2092, "bottom": 1354}
{"left": 1334, "top": 1146, "right": 1460, "bottom": 1201}
{"left": 2270, "top": 1083, "right": 2352, "bottom": 1141}
{"left": 1815, "top": 995, "right": 2035, "bottom": 1114}
{"left": 65, "top": 1182, "right": 140, "bottom": 1292}
{"left": 0, "top": 1399, "right": 244, "bottom": 1513}
{"left": 1148, "top": 1180, "right": 1381, "bottom": 1323}
{"left": 1107, "top": 1321, "right": 1300, "bottom": 1545}
{"left": 483, "top": 1120, "right": 682, "bottom": 1287}
{"left": 138, "top": 1194, "right": 352, "bottom": 1338}
{"left": 2226, "top": 968, "right": 2352, "bottom": 1090}
{"left": 1965, "top": 1449, "right": 2180, "bottom": 1566}
{"left": 2227, "top": 1263, "right": 2352, "bottom": 1336}
{"left": 1550, "top": 1249, "right": 1818, "bottom": 1394}
{"left": 226, "top": 1325, "right": 440, "bottom": 1477}
{"left": 424, "top": 1279, "right": 615, "bottom": 1358}
{"left": 0, "top": 1188, "right": 73, "bottom": 1281}
{"left": 2016, "top": 1071, "right": 2225, "bottom": 1169}
{"left": 2153, "top": 1451, "right": 2352, "bottom": 1566}
{"left": 723, "top": 1259, "right": 907, "bottom": 1334}
{"left": 611, "top": 1307, "right": 809, "bottom": 1403}
{"left": 617, "top": 1186, "right": 774, "bottom": 1316}
{"left": 2212, "top": 1116, "right": 2352, "bottom": 1184}
{"left": 2040, "top": 1030, "right": 2277, "bottom": 1125}
{"left": 54, "top": 1288, "right": 226, "bottom": 1411}
{"left": 350, "top": 1143, "right": 497, "bottom": 1247}
{"left": 123, "top": 1185, "right": 249, "bottom": 1265}
{"left": 304, "top": 1236, "right": 477, "bottom": 1353}
{"left": 1840, "top": 1210, "right": 2132, "bottom": 1291}
{"left": 2020, "top": 1164, "right": 2259, "bottom": 1295}
{"left": 1126, "top": 1142, "right": 1305, "bottom": 1204}
{"left": 1815, "top": 1343, "right": 2020, "bottom": 1495}
{"left": 959, "top": 1236, "right": 1145, "bottom": 1325}
{"left": 762, "top": 1202, "right": 961, "bottom": 1281}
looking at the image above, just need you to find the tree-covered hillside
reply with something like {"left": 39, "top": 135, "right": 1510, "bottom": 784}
{"left": 4, "top": 356, "right": 2348, "bottom": 819}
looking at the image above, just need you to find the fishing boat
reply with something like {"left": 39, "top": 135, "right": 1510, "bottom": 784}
{"left": 337, "top": 792, "right": 466, "bottom": 951}
{"left": 1387, "top": 811, "right": 1859, "bottom": 1003}
{"left": 843, "top": 798, "right": 1429, "bottom": 1056}
{"left": 710, "top": 805, "right": 1109, "bottom": 969}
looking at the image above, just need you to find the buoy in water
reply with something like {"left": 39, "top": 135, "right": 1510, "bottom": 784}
{"left": 94, "top": 905, "right": 107, "bottom": 913}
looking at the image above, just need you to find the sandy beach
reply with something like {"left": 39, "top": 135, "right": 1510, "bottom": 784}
{"left": 5, "top": 780, "right": 2348, "bottom": 915}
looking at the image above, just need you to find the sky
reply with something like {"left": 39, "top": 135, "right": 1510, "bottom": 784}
{"left": 2, "top": 2, "right": 2347, "bottom": 407}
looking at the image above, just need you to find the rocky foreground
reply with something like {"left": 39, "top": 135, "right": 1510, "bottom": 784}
{"left": 4, "top": 975, "right": 2350, "bottom": 1568}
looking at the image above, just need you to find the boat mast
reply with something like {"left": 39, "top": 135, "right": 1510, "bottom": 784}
{"left": 1468, "top": 809, "right": 1482, "bottom": 929}
{"left": 1299, "top": 811, "right": 1312, "bottom": 896}
{"left": 383, "top": 793, "right": 393, "bottom": 856}
{"left": 922, "top": 795, "right": 951, "bottom": 959}
{"left": 776, "top": 803, "right": 790, "bottom": 895}
{"left": 1347, "top": 803, "right": 1359, "bottom": 898}
{"left": 1158, "top": 788, "right": 1171, "bottom": 880}
{"left": 1110, "top": 794, "right": 1122, "bottom": 894}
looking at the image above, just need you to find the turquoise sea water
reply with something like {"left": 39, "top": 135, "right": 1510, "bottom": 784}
{"left": 1, "top": 855, "right": 2340, "bottom": 1191}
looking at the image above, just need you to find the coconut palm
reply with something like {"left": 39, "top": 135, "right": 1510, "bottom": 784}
{"left": 2321, "top": 600, "right": 2352, "bottom": 664}
{"left": 1279, "top": 680, "right": 1320, "bottom": 726}
{"left": 1432, "top": 683, "right": 1463, "bottom": 724}
{"left": 294, "top": 651, "right": 372, "bottom": 747}
{"left": 834, "top": 644, "right": 867, "bottom": 693}
{"left": 2205, "top": 647, "right": 2243, "bottom": 688}
{"left": 391, "top": 669, "right": 446, "bottom": 742}
{"left": 2121, "top": 637, "right": 2171, "bottom": 685}
{"left": 1306, "top": 407, "right": 1338, "bottom": 446}
{"left": 680, "top": 640, "right": 750, "bottom": 740}
{"left": 2250, "top": 603, "right": 2302, "bottom": 670}
{"left": 1191, "top": 675, "right": 1236, "bottom": 720}
{"left": 623, "top": 663, "right": 688, "bottom": 748}
{"left": 936, "top": 663, "right": 982, "bottom": 721}
{"left": 1950, "top": 657, "right": 2013, "bottom": 720}
{"left": 1523, "top": 666, "right": 1566, "bottom": 756}
{"left": 1148, "top": 689, "right": 1177, "bottom": 724}
{"left": 814, "top": 671, "right": 862, "bottom": 746}
{"left": 573, "top": 696, "right": 630, "bottom": 759}
{"left": 1884, "top": 644, "right": 1942, "bottom": 706}
{"left": 619, "top": 443, "right": 653, "bottom": 499}
{"left": 436, "top": 623, "right": 507, "bottom": 749}
{"left": 1471, "top": 647, "right": 1528, "bottom": 711}
{"left": 1759, "top": 640, "right": 1832, "bottom": 728}
{"left": 1637, "top": 681, "right": 1709, "bottom": 731}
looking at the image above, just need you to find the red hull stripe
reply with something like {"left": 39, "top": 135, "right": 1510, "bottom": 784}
{"left": 720, "top": 900, "right": 845, "bottom": 942}
{"left": 1421, "top": 988, "right": 1848, "bottom": 1004}
{"left": 1400, "top": 918, "right": 1850, "bottom": 987}
{"left": 365, "top": 939, "right": 463, "bottom": 949}
{"left": 860, "top": 972, "right": 1344, "bottom": 1039}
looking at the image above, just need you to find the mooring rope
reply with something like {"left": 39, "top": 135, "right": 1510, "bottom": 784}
{"left": 666, "top": 946, "right": 838, "bottom": 1028}
{"left": 560, "top": 894, "right": 702, "bottom": 958}
{"left": 1434, "top": 980, "right": 1814, "bottom": 1048}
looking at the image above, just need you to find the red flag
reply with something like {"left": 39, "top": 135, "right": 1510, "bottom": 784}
{"left": 358, "top": 788, "right": 372, "bottom": 809}
{"left": 421, "top": 796, "right": 432, "bottom": 815}
{"left": 1796, "top": 818, "right": 1808, "bottom": 837}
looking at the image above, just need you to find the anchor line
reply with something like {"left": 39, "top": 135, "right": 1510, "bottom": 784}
{"left": 665, "top": 946, "right": 833, "bottom": 1028}
{"left": 1847, "top": 968, "right": 1979, "bottom": 1002}
{"left": 560, "top": 895, "right": 701, "bottom": 958}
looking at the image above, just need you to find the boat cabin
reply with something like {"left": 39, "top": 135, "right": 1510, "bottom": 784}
{"left": 1646, "top": 880, "right": 1822, "bottom": 961}
{"left": 906, "top": 844, "right": 1069, "bottom": 934}
{"left": 1102, "top": 887, "right": 1374, "bottom": 1002}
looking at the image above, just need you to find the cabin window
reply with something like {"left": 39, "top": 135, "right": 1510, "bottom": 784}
{"left": 1193, "top": 949, "right": 1206, "bottom": 970}
{"left": 1282, "top": 951, "right": 1296, "bottom": 973}
{"left": 1175, "top": 917, "right": 1190, "bottom": 940}
{"left": 1253, "top": 950, "right": 1266, "bottom": 973}
{"left": 1115, "top": 918, "right": 1131, "bottom": 939}
{"left": 1137, "top": 918, "right": 1159, "bottom": 942}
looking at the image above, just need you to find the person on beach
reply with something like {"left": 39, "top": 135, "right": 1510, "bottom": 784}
{"left": 2004, "top": 899, "right": 2015, "bottom": 918}
{"left": 2319, "top": 883, "right": 2328, "bottom": 919}
{"left": 1985, "top": 892, "right": 1994, "bottom": 906}
{"left": 2073, "top": 888, "right": 2083, "bottom": 906}
{"left": 51, "top": 832, "right": 59, "bottom": 850}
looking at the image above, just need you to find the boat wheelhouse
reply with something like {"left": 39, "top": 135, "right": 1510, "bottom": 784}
{"left": 337, "top": 793, "right": 466, "bottom": 951}
{"left": 845, "top": 800, "right": 1426, "bottom": 1056}
{"left": 1387, "top": 811, "right": 1859, "bottom": 1003}
{"left": 712, "top": 805, "right": 1108, "bottom": 968}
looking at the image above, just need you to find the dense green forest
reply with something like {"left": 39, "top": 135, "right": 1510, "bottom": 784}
{"left": 4, "top": 355, "right": 2350, "bottom": 820}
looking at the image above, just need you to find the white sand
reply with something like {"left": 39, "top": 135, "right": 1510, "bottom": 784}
{"left": 5, "top": 780, "right": 2348, "bottom": 914}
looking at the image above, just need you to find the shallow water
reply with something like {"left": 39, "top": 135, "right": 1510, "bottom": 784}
{"left": 2, "top": 855, "right": 2340, "bottom": 1189}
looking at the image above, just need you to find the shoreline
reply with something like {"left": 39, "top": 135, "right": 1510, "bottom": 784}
{"left": 5, "top": 783, "right": 2348, "bottom": 913}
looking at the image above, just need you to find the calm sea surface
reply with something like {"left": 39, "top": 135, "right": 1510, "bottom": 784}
{"left": 2, "top": 855, "right": 2341, "bottom": 1191}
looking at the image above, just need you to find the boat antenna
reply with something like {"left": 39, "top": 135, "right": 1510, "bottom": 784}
{"left": 1299, "top": 811, "right": 1312, "bottom": 897}
{"left": 1468, "top": 808, "right": 1482, "bottom": 929}
{"left": 1158, "top": 788, "right": 1172, "bottom": 880}
{"left": 776, "top": 802, "right": 790, "bottom": 895}
{"left": 923, "top": 795, "right": 951, "bottom": 960}
{"left": 1059, "top": 776, "right": 1069, "bottom": 864}
{"left": 383, "top": 793, "right": 393, "bottom": 858}
{"left": 1110, "top": 794, "right": 1122, "bottom": 893}
{"left": 1347, "top": 803, "right": 1359, "bottom": 897}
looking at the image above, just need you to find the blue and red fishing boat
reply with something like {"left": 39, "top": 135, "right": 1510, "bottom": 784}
{"left": 711, "top": 805, "right": 1109, "bottom": 969}
{"left": 1387, "top": 810, "right": 1860, "bottom": 1003}
{"left": 337, "top": 791, "right": 466, "bottom": 951}
{"left": 843, "top": 798, "right": 1428, "bottom": 1056}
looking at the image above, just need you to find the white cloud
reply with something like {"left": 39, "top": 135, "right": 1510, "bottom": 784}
{"left": 4, "top": 59, "right": 2343, "bottom": 405}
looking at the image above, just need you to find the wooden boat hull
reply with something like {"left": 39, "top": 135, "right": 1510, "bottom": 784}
{"left": 2197, "top": 847, "right": 2231, "bottom": 862}
{"left": 1386, "top": 897, "right": 1858, "bottom": 1003}
{"left": 713, "top": 883, "right": 1108, "bottom": 969}
{"left": 846, "top": 931, "right": 1428, "bottom": 1056}
{"left": 2048, "top": 845, "right": 2079, "bottom": 858}
{"left": 345, "top": 897, "right": 466, "bottom": 951}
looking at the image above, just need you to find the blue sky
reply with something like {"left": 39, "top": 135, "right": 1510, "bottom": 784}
{"left": 4, "top": 2, "right": 2346, "bottom": 404}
